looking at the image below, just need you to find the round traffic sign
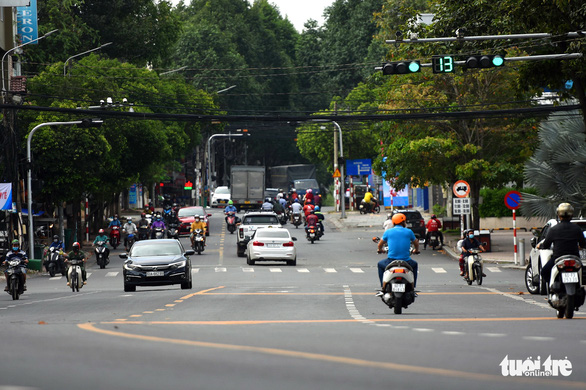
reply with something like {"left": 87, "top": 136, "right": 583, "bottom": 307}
{"left": 453, "top": 180, "right": 470, "bottom": 198}
{"left": 504, "top": 190, "right": 522, "bottom": 210}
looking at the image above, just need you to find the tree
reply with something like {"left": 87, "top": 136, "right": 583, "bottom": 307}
{"left": 521, "top": 110, "right": 586, "bottom": 218}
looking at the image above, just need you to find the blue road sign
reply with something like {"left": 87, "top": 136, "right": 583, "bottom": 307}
{"left": 504, "top": 190, "right": 522, "bottom": 210}
{"left": 346, "top": 159, "right": 372, "bottom": 176}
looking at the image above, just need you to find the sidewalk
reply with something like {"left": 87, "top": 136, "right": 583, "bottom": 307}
{"left": 323, "top": 207, "right": 531, "bottom": 269}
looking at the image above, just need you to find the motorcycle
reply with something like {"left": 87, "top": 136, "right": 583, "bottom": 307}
{"left": 138, "top": 225, "right": 150, "bottom": 241}
{"left": 126, "top": 233, "right": 136, "bottom": 251}
{"left": 225, "top": 212, "right": 237, "bottom": 234}
{"left": 372, "top": 236, "right": 388, "bottom": 253}
{"left": 359, "top": 199, "right": 381, "bottom": 214}
{"left": 5, "top": 258, "right": 26, "bottom": 300}
{"left": 94, "top": 240, "right": 110, "bottom": 269}
{"left": 381, "top": 260, "right": 416, "bottom": 314}
{"left": 547, "top": 255, "right": 586, "bottom": 319}
{"left": 192, "top": 229, "right": 205, "bottom": 255}
{"left": 276, "top": 211, "right": 288, "bottom": 225}
{"left": 153, "top": 227, "right": 165, "bottom": 239}
{"left": 463, "top": 249, "right": 484, "bottom": 286}
{"left": 306, "top": 224, "right": 321, "bottom": 244}
{"left": 110, "top": 226, "right": 121, "bottom": 250}
{"left": 67, "top": 259, "right": 84, "bottom": 292}
{"left": 427, "top": 232, "right": 442, "bottom": 250}
{"left": 167, "top": 223, "right": 179, "bottom": 239}
{"left": 292, "top": 213, "right": 302, "bottom": 229}
{"left": 44, "top": 246, "right": 66, "bottom": 277}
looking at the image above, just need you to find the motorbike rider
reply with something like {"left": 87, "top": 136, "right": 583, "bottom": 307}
{"left": 190, "top": 215, "right": 207, "bottom": 247}
{"left": 314, "top": 205, "right": 325, "bottom": 235}
{"left": 123, "top": 217, "right": 138, "bottom": 251}
{"left": 261, "top": 197, "right": 274, "bottom": 211}
{"left": 303, "top": 200, "right": 315, "bottom": 219}
{"left": 303, "top": 188, "right": 314, "bottom": 205}
{"left": 224, "top": 200, "right": 241, "bottom": 224}
{"left": 383, "top": 213, "right": 394, "bottom": 230}
{"left": 150, "top": 217, "right": 167, "bottom": 239}
{"left": 290, "top": 198, "right": 303, "bottom": 222}
{"left": 45, "top": 234, "right": 66, "bottom": 271}
{"left": 305, "top": 209, "right": 320, "bottom": 234}
{"left": 3, "top": 239, "right": 28, "bottom": 292}
{"left": 108, "top": 214, "right": 121, "bottom": 230}
{"left": 92, "top": 229, "right": 110, "bottom": 259}
{"left": 424, "top": 215, "right": 444, "bottom": 249}
{"left": 460, "top": 229, "right": 486, "bottom": 277}
{"left": 64, "top": 242, "right": 87, "bottom": 286}
{"left": 376, "top": 213, "right": 420, "bottom": 296}
{"left": 362, "top": 188, "right": 374, "bottom": 213}
{"left": 290, "top": 188, "right": 298, "bottom": 202}
{"left": 137, "top": 212, "right": 150, "bottom": 240}
{"left": 537, "top": 203, "right": 586, "bottom": 295}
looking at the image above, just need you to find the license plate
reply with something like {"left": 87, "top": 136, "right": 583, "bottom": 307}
{"left": 267, "top": 243, "right": 280, "bottom": 248}
{"left": 391, "top": 283, "right": 406, "bottom": 292}
{"left": 562, "top": 272, "right": 579, "bottom": 283}
{"left": 219, "top": 200, "right": 226, "bottom": 204}
{"left": 147, "top": 271, "right": 164, "bottom": 277}
{"left": 310, "top": 233, "right": 315, "bottom": 238}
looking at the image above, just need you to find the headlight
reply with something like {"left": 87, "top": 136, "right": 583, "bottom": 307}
{"left": 170, "top": 260, "right": 186, "bottom": 269}
{"left": 124, "top": 261, "right": 138, "bottom": 271}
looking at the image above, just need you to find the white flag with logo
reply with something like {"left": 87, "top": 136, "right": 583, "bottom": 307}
{"left": 0, "top": 183, "right": 13, "bottom": 210}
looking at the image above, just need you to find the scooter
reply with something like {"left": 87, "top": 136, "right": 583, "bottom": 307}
{"left": 359, "top": 199, "right": 381, "bottom": 214}
{"left": 463, "top": 249, "right": 484, "bottom": 285}
{"left": 153, "top": 227, "right": 165, "bottom": 239}
{"left": 67, "top": 259, "right": 84, "bottom": 292}
{"left": 44, "top": 246, "right": 66, "bottom": 277}
{"left": 125, "top": 233, "right": 136, "bottom": 251}
{"left": 381, "top": 260, "right": 416, "bottom": 314}
{"left": 192, "top": 229, "right": 205, "bottom": 255}
{"left": 167, "top": 223, "right": 179, "bottom": 239}
{"left": 110, "top": 226, "right": 121, "bottom": 249}
{"left": 305, "top": 224, "right": 321, "bottom": 244}
{"left": 548, "top": 255, "right": 586, "bottom": 319}
{"left": 427, "top": 232, "right": 442, "bottom": 250}
{"left": 138, "top": 226, "right": 150, "bottom": 241}
{"left": 292, "top": 213, "right": 302, "bottom": 229}
{"left": 226, "top": 212, "right": 237, "bottom": 234}
{"left": 5, "top": 258, "right": 26, "bottom": 300}
{"left": 94, "top": 240, "right": 110, "bottom": 269}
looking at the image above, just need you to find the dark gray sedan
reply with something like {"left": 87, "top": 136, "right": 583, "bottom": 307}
{"left": 120, "top": 239, "right": 194, "bottom": 292}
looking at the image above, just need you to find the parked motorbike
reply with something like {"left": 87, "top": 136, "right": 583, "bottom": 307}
{"left": 5, "top": 258, "right": 26, "bottom": 300}
{"left": 138, "top": 226, "right": 150, "bottom": 241}
{"left": 153, "top": 227, "right": 165, "bottom": 239}
{"left": 94, "top": 240, "right": 110, "bottom": 269}
{"left": 67, "top": 259, "right": 84, "bottom": 292}
{"left": 110, "top": 226, "right": 121, "bottom": 249}
{"left": 167, "top": 223, "right": 179, "bottom": 239}
{"left": 359, "top": 199, "right": 381, "bottom": 214}
{"left": 226, "top": 212, "right": 237, "bottom": 234}
{"left": 44, "top": 246, "right": 66, "bottom": 277}
{"left": 547, "top": 255, "right": 586, "bottom": 319}
{"left": 463, "top": 249, "right": 484, "bottom": 285}
{"left": 380, "top": 260, "right": 416, "bottom": 314}
{"left": 427, "top": 232, "right": 442, "bottom": 250}
{"left": 292, "top": 213, "right": 302, "bottom": 229}
{"left": 305, "top": 224, "right": 321, "bottom": 244}
{"left": 192, "top": 229, "right": 205, "bottom": 255}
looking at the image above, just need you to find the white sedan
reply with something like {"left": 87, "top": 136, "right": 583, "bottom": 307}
{"left": 246, "top": 227, "right": 297, "bottom": 266}
{"left": 210, "top": 186, "right": 231, "bottom": 208}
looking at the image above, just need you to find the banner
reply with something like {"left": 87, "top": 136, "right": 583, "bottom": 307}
{"left": 17, "top": 0, "right": 38, "bottom": 44}
{"left": 0, "top": 183, "right": 13, "bottom": 210}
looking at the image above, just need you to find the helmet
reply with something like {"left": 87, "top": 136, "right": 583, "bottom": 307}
{"left": 72, "top": 242, "right": 80, "bottom": 250}
{"left": 431, "top": 214, "right": 437, "bottom": 219}
{"left": 12, "top": 239, "right": 19, "bottom": 245}
{"left": 195, "top": 215, "right": 200, "bottom": 220}
{"left": 387, "top": 213, "right": 392, "bottom": 220}
{"left": 557, "top": 203, "right": 574, "bottom": 219}
{"left": 294, "top": 198, "right": 299, "bottom": 203}
{"left": 290, "top": 188, "right": 296, "bottom": 193}
{"left": 127, "top": 218, "right": 132, "bottom": 223}
{"left": 228, "top": 200, "right": 233, "bottom": 205}
{"left": 53, "top": 234, "right": 59, "bottom": 241}
{"left": 314, "top": 206, "right": 320, "bottom": 212}
{"left": 307, "top": 189, "right": 313, "bottom": 193}
{"left": 265, "top": 197, "right": 271, "bottom": 202}
{"left": 391, "top": 213, "right": 406, "bottom": 225}
{"left": 141, "top": 212, "right": 146, "bottom": 218}
{"left": 114, "top": 214, "right": 118, "bottom": 219}
{"left": 99, "top": 229, "right": 104, "bottom": 234}
{"left": 278, "top": 188, "right": 283, "bottom": 192}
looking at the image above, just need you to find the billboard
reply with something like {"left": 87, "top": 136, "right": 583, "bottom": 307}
{"left": 0, "top": 183, "right": 13, "bottom": 210}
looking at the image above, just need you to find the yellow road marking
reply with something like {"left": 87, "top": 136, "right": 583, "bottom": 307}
{"left": 143, "top": 311, "right": 154, "bottom": 314}
{"left": 174, "top": 300, "right": 183, "bottom": 303}
{"left": 180, "top": 286, "right": 225, "bottom": 300}
{"left": 165, "top": 304, "right": 176, "bottom": 307}
{"left": 78, "top": 323, "right": 586, "bottom": 389}
{"left": 129, "top": 315, "right": 142, "bottom": 318}
{"left": 155, "top": 309, "right": 165, "bottom": 312}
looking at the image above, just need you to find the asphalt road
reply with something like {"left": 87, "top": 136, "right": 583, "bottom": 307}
{"left": 1, "top": 208, "right": 585, "bottom": 390}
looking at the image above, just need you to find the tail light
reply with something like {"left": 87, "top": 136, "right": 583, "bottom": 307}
{"left": 283, "top": 242, "right": 294, "bottom": 247}
{"left": 419, "top": 219, "right": 425, "bottom": 227}
{"left": 309, "top": 229, "right": 315, "bottom": 233}
{"left": 252, "top": 241, "right": 264, "bottom": 246}
{"left": 393, "top": 269, "right": 406, "bottom": 273}
{"left": 558, "top": 259, "right": 581, "bottom": 269}
{"left": 394, "top": 277, "right": 403, "bottom": 281}
{"left": 239, "top": 228, "right": 244, "bottom": 238}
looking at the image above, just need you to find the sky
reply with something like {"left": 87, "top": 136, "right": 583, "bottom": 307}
{"left": 170, "top": 0, "right": 335, "bottom": 32}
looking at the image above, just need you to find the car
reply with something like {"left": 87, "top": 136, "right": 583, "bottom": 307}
{"left": 246, "top": 228, "right": 297, "bottom": 266}
{"left": 210, "top": 186, "right": 231, "bottom": 208}
{"left": 177, "top": 206, "right": 211, "bottom": 236}
{"left": 264, "top": 188, "right": 280, "bottom": 201}
{"left": 526, "top": 218, "right": 586, "bottom": 294}
{"left": 120, "top": 239, "right": 194, "bottom": 292}
{"left": 236, "top": 211, "right": 281, "bottom": 257}
{"left": 392, "top": 209, "right": 425, "bottom": 239}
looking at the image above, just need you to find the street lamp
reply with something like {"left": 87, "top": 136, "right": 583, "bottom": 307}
{"left": 26, "top": 119, "right": 103, "bottom": 260}
{"left": 2, "top": 29, "right": 58, "bottom": 92}
{"left": 63, "top": 42, "right": 113, "bottom": 76}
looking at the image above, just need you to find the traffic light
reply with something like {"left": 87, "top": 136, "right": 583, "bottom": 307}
{"left": 382, "top": 60, "right": 421, "bottom": 75}
{"left": 465, "top": 55, "right": 505, "bottom": 69}
{"left": 431, "top": 56, "right": 455, "bottom": 73}
{"left": 184, "top": 181, "right": 193, "bottom": 190}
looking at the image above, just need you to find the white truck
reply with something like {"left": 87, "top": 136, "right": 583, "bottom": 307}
{"left": 230, "top": 165, "right": 265, "bottom": 211}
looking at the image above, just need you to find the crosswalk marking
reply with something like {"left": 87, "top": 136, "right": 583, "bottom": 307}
{"left": 215, "top": 267, "right": 227, "bottom": 273}
{"left": 486, "top": 267, "right": 501, "bottom": 273}
{"left": 105, "top": 272, "right": 119, "bottom": 277}
{"left": 324, "top": 268, "right": 337, "bottom": 273}
{"left": 350, "top": 268, "right": 364, "bottom": 273}
{"left": 432, "top": 267, "right": 447, "bottom": 273}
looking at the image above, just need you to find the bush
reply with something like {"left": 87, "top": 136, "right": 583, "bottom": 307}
{"left": 479, "top": 187, "right": 537, "bottom": 217}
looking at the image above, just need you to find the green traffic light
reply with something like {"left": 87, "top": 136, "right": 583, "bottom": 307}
{"left": 492, "top": 55, "right": 504, "bottom": 67}
{"left": 409, "top": 62, "right": 420, "bottom": 72}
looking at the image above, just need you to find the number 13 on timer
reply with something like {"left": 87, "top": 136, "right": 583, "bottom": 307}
{"left": 432, "top": 56, "right": 454, "bottom": 73}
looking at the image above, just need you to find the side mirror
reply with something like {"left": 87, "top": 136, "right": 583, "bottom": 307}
{"left": 207, "top": 214, "right": 212, "bottom": 217}
{"left": 185, "top": 250, "right": 195, "bottom": 256}
{"left": 292, "top": 237, "right": 297, "bottom": 241}
{"left": 119, "top": 253, "right": 128, "bottom": 259}
{"left": 530, "top": 236, "right": 537, "bottom": 249}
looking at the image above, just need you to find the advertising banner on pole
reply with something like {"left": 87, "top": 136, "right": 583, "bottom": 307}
{"left": 17, "top": 0, "right": 38, "bottom": 44}
{"left": 0, "top": 183, "right": 13, "bottom": 210}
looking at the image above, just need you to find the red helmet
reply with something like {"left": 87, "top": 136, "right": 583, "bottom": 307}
{"left": 98, "top": 229, "right": 104, "bottom": 234}
{"left": 72, "top": 242, "right": 80, "bottom": 250}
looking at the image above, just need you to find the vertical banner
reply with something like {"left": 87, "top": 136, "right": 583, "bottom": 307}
{"left": 0, "top": 183, "right": 13, "bottom": 210}
{"left": 129, "top": 184, "right": 137, "bottom": 205}
{"left": 17, "top": 0, "right": 38, "bottom": 44}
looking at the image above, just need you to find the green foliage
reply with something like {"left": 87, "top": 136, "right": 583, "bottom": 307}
{"left": 479, "top": 187, "right": 537, "bottom": 218}
{"left": 432, "top": 204, "right": 447, "bottom": 217}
